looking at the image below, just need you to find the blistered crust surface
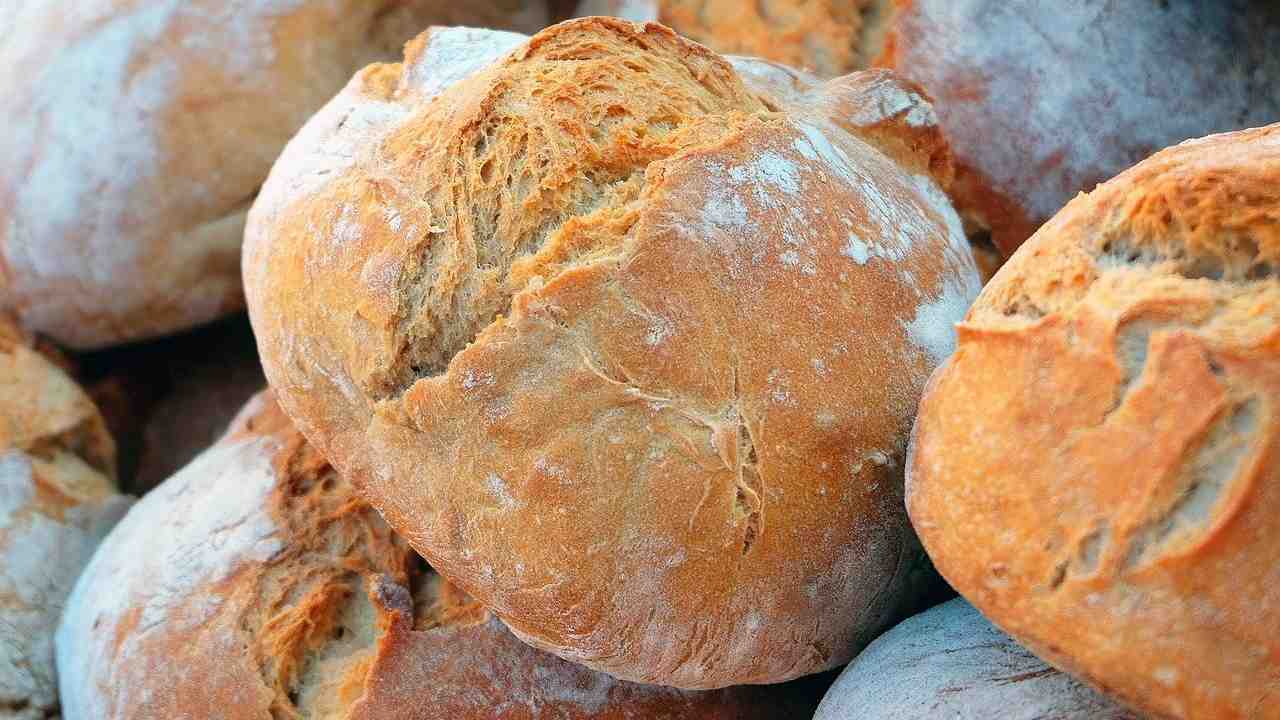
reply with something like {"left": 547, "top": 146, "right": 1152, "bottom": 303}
{"left": 908, "top": 125, "right": 1280, "bottom": 719}
{"left": 815, "top": 599, "right": 1135, "bottom": 719}
{"left": 246, "top": 19, "right": 979, "bottom": 688}
{"left": 0, "top": 0, "right": 549, "bottom": 349}
{"left": 879, "top": 0, "right": 1280, "bottom": 256}
{"left": 1, "top": 316, "right": 124, "bottom": 718}
{"left": 57, "top": 392, "right": 819, "bottom": 719}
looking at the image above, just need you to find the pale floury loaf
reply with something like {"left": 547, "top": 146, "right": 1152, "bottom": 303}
{"left": 0, "top": 0, "right": 549, "bottom": 349}
{"left": 0, "top": 316, "right": 129, "bottom": 718}
{"left": 56, "top": 391, "right": 821, "bottom": 719}
{"left": 245, "top": 19, "right": 980, "bottom": 688}
{"left": 908, "top": 125, "right": 1280, "bottom": 719}
{"left": 815, "top": 599, "right": 1136, "bottom": 720}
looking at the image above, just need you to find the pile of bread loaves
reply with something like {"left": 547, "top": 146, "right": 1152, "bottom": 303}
{"left": 1, "top": 1, "right": 1276, "bottom": 718}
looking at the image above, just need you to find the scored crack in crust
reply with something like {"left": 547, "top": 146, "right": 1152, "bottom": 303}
{"left": 245, "top": 18, "right": 980, "bottom": 688}
{"left": 0, "top": 315, "right": 128, "bottom": 720}
{"left": 56, "top": 391, "right": 824, "bottom": 719}
{"left": 907, "top": 124, "right": 1280, "bottom": 719}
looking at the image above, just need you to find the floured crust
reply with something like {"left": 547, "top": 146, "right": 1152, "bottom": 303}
{"left": 0, "top": 315, "right": 127, "bottom": 718}
{"left": 0, "top": 0, "right": 550, "bottom": 349}
{"left": 876, "top": 0, "right": 1280, "bottom": 257}
{"left": 575, "top": 0, "right": 888, "bottom": 76}
{"left": 907, "top": 125, "right": 1280, "bottom": 719}
{"left": 246, "top": 19, "right": 979, "bottom": 688}
{"left": 57, "top": 391, "right": 822, "bottom": 719}
{"left": 815, "top": 599, "right": 1136, "bottom": 720}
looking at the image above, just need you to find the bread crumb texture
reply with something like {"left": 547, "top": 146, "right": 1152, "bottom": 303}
{"left": 908, "top": 124, "right": 1280, "bottom": 720}
{"left": 815, "top": 599, "right": 1136, "bottom": 719}
{"left": 878, "top": 0, "right": 1280, "bottom": 256}
{"left": 0, "top": 0, "right": 549, "bottom": 349}
{"left": 56, "top": 391, "right": 820, "bottom": 719}
{"left": 0, "top": 316, "right": 127, "bottom": 719}
{"left": 245, "top": 19, "right": 979, "bottom": 687}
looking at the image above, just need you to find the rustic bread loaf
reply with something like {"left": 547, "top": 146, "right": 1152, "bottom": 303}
{"left": 245, "top": 18, "right": 979, "bottom": 688}
{"left": 0, "top": 316, "right": 129, "bottom": 719}
{"left": 814, "top": 599, "right": 1135, "bottom": 719}
{"left": 0, "top": 0, "right": 549, "bottom": 350}
{"left": 574, "top": 0, "right": 887, "bottom": 76}
{"left": 874, "top": 0, "right": 1280, "bottom": 258}
{"left": 907, "top": 125, "right": 1280, "bottom": 719}
{"left": 57, "top": 391, "right": 823, "bottom": 719}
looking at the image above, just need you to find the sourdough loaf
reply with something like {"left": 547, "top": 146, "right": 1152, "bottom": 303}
{"left": 57, "top": 391, "right": 822, "bottom": 719}
{"left": 0, "top": 316, "right": 129, "bottom": 718}
{"left": 0, "top": 0, "right": 549, "bottom": 349}
{"left": 814, "top": 599, "right": 1135, "bottom": 719}
{"left": 874, "top": 0, "right": 1280, "bottom": 257}
{"left": 907, "top": 124, "right": 1280, "bottom": 719}
{"left": 245, "top": 19, "right": 979, "bottom": 687}
{"left": 575, "top": 0, "right": 887, "bottom": 76}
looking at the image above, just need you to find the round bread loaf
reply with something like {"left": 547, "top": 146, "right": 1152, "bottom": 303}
{"left": 0, "top": 316, "right": 130, "bottom": 718}
{"left": 574, "top": 0, "right": 887, "bottom": 76}
{"left": 874, "top": 0, "right": 1280, "bottom": 257}
{"left": 907, "top": 125, "right": 1280, "bottom": 719}
{"left": 814, "top": 599, "right": 1136, "bottom": 719}
{"left": 245, "top": 18, "right": 979, "bottom": 688}
{"left": 57, "top": 391, "right": 822, "bottom": 719}
{"left": 0, "top": 0, "right": 549, "bottom": 350}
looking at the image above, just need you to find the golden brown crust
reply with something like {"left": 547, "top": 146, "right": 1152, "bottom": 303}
{"left": 875, "top": 0, "right": 1280, "bottom": 259}
{"left": 907, "top": 125, "right": 1280, "bottom": 719}
{"left": 58, "top": 391, "right": 824, "bottom": 719}
{"left": 576, "top": 0, "right": 889, "bottom": 76}
{"left": 247, "top": 19, "right": 979, "bottom": 688}
{"left": 0, "top": 0, "right": 550, "bottom": 349}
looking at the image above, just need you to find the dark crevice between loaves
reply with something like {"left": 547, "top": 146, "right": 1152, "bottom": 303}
{"left": 1121, "top": 396, "right": 1260, "bottom": 571}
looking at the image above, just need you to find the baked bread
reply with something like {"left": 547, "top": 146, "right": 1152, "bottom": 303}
{"left": 874, "top": 0, "right": 1280, "bottom": 257}
{"left": 574, "top": 0, "right": 887, "bottom": 76}
{"left": 0, "top": 0, "right": 550, "bottom": 350}
{"left": 815, "top": 599, "right": 1136, "bottom": 719}
{"left": 907, "top": 124, "right": 1280, "bottom": 719}
{"left": 57, "top": 391, "right": 822, "bottom": 719}
{"left": 0, "top": 316, "right": 129, "bottom": 718}
{"left": 245, "top": 18, "right": 979, "bottom": 688}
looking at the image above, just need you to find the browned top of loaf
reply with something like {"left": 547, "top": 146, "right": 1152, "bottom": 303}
{"left": 58, "top": 391, "right": 820, "bottom": 719}
{"left": 246, "top": 17, "right": 976, "bottom": 688}
{"left": 907, "top": 124, "right": 1280, "bottom": 720}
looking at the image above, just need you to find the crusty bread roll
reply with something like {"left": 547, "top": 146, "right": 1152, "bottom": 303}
{"left": 245, "top": 18, "right": 979, "bottom": 688}
{"left": 0, "top": 316, "right": 129, "bottom": 718}
{"left": 0, "top": 0, "right": 549, "bottom": 350}
{"left": 814, "top": 599, "right": 1135, "bottom": 719}
{"left": 874, "top": 0, "right": 1280, "bottom": 257}
{"left": 907, "top": 124, "right": 1280, "bottom": 719}
{"left": 57, "top": 391, "right": 822, "bottom": 719}
{"left": 574, "top": 0, "right": 886, "bottom": 76}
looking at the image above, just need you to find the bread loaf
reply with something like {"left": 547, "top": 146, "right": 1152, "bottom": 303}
{"left": 0, "top": 0, "right": 549, "bottom": 349}
{"left": 814, "top": 599, "right": 1136, "bottom": 719}
{"left": 907, "top": 124, "right": 1280, "bottom": 719}
{"left": 245, "top": 18, "right": 979, "bottom": 688}
{"left": 57, "top": 391, "right": 822, "bottom": 719}
{"left": 0, "top": 316, "right": 129, "bottom": 718}
{"left": 575, "top": 0, "right": 886, "bottom": 76}
{"left": 874, "top": 0, "right": 1280, "bottom": 257}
